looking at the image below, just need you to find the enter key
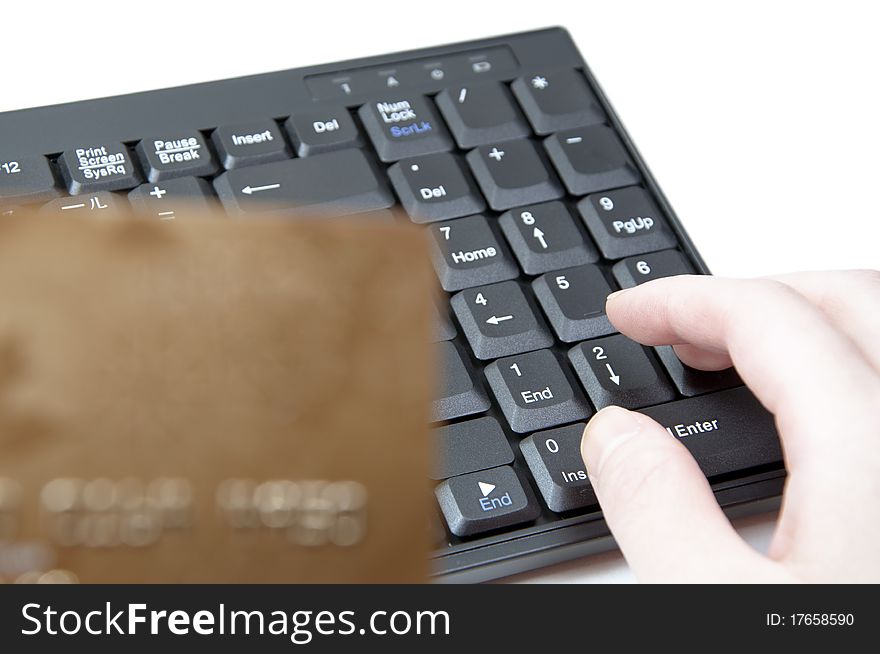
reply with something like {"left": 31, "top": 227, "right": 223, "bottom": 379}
{"left": 639, "top": 386, "right": 783, "bottom": 479}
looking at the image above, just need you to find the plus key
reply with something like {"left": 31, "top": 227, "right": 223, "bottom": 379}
{"left": 466, "top": 140, "right": 563, "bottom": 211}
{"left": 128, "top": 177, "right": 216, "bottom": 220}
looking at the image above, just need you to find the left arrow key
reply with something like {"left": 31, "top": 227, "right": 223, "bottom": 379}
{"left": 213, "top": 149, "right": 394, "bottom": 217}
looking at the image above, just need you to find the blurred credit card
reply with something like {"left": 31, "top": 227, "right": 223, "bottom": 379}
{"left": 0, "top": 210, "right": 432, "bottom": 583}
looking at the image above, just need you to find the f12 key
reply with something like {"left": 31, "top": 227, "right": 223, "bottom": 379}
{"left": 0, "top": 155, "right": 60, "bottom": 204}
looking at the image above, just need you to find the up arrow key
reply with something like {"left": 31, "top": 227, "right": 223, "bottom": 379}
{"left": 533, "top": 227, "right": 548, "bottom": 249}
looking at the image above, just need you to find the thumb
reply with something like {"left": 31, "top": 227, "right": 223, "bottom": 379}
{"left": 581, "top": 406, "right": 768, "bottom": 582}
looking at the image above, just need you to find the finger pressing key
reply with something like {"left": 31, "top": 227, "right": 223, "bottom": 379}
{"left": 604, "top": 275, "right": 880, "bottom": 470}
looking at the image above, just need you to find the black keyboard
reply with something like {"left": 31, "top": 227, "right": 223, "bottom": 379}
{"left": 0, "top": 28, "right": 785, "bottom": 581}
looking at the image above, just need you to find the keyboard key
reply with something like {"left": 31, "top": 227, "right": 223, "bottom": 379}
{"left": 128, "top": 177, "right": 216, "bottom": 221}
{"left": 358, "top": 96, "right": 453, "bottom": 162}
{"left": 544, "top": 125, "right": 640, "bottom": 196}
{"left": 485, "top": 349, "right": 591, "bottom": 433}
{"left": 569, "top": 335, "right": 675, "bottom": 409}
{"left": 433, "top": 341, "right": 490, "bottom": 422}
{"left": 531, "top": 264, "right": 615, "bottom": 343}
{"left": 212, "top": 120, "right": 291, "bottom": 169}
{"left": 578, "top": 187, "right": 677, "bottom": 259}
{"left": 388, "top": 153, "right": 485, "bottom": 223}
{"left": 431, "top": 302, "right": 457, "bottom": 342}
{"left": 59, "top": 143, "right": 141, "bottom": 194}
{"left": 498, "top": 201, "right": 598, "bottom": 275}
{"left": 612, "top": 249, "right": 695, "bottom": 287}
{"left": 638, "top": 386, "right": 782, "bottom": 478}
{"left": 213, "top": 149, "right": 394, "bottom": 217}
{"left": 435, "top": 81, "right": 531, "bottom": 148}
{"left": 510, "top": 69, "right": 604, "bottom": 134}
{"left": 520, "top": 424, "right": 597, "bottom": 512}
{"left": 429, "top": 214, "right": 518, "bottom": 292}
{"left": 0, "top": 155, "right": 60, "bottom": 204}
{"left": 435, "top": 466, "right": 539, "bottom": 537}
{"left": 431, "top": 416, "right": 514, "bottom": 480}
{"left": 135, "top": 132, "right": 217, "bottom": 182}
{"left": 450, "top": 281, "right": 553, "bottom": 360}
{"left": 41, "top": 191, "right": 126, "bottom": 216}
{"left": 654, "top": 345, "right": 742, "bottom": 397}
{"left": 466, "top": 140, "right": 563, "bottom": 211}
{"left": 285, "top": 109, "right": 362, "bottom": 157}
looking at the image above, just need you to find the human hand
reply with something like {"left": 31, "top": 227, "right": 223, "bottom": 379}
{"left": 580, "top": 271, "right": 880, "bottom": 582}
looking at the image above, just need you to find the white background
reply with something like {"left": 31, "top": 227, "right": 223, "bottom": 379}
{"left": 3, "top": 1, "right": 877, "bottom": 582}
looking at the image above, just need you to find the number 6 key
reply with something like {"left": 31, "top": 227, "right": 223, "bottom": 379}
{"left": 611, "top": 249, "right": 694, "bottom": 288}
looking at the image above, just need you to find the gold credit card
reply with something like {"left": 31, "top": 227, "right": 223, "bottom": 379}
{"left": 0, "top": 210, "right": 432, "bottom": 583}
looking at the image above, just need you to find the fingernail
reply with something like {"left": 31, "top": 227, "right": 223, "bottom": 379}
{"left": 581, "top": 406, "right": 643, "bottom": 482}
{"left": 606, "top": 289, "right": 629, "bottom": 302}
